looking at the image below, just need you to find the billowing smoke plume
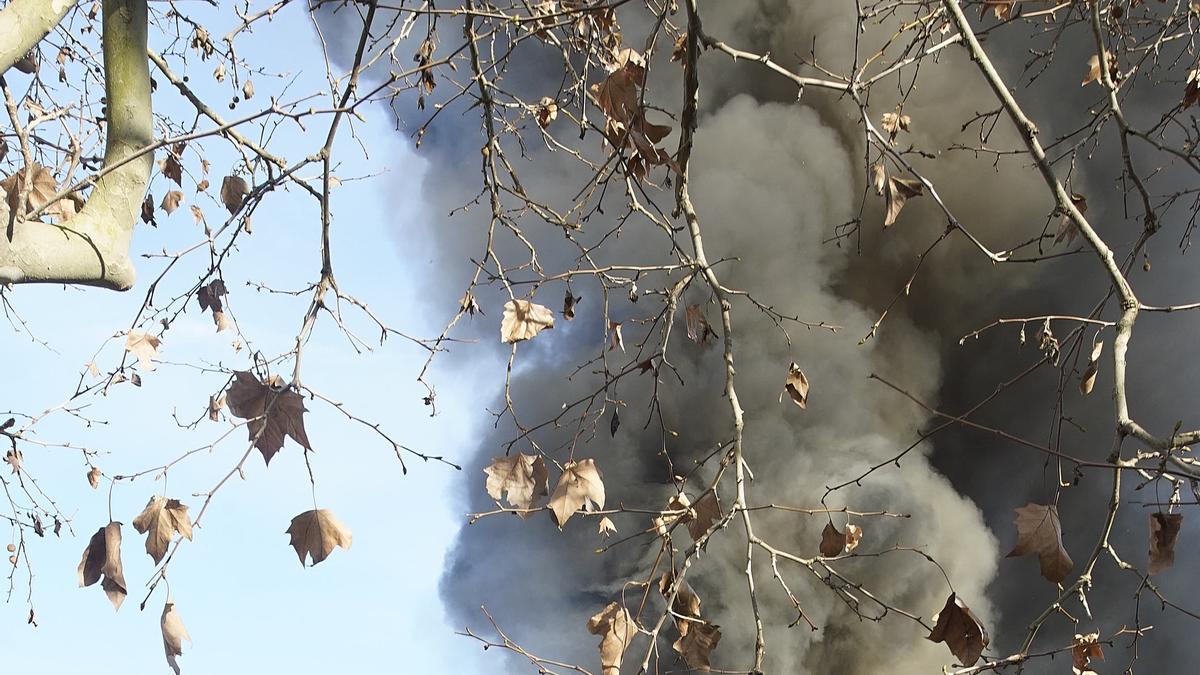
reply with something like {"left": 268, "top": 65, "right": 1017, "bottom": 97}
{"left": 312, "top": 0, "right": 1200, "bottom": 671}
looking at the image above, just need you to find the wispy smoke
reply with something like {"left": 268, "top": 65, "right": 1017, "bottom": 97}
{"left": 312, "top": 0, "right": 1200, "bottom": 670}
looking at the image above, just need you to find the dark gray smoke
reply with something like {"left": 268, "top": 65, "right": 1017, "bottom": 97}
{"left": 311, "top": 0, "right": 1200, "bottom": 671}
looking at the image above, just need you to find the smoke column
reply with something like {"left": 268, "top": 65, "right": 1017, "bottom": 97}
{"left": 311, "top": 0, "right": 1200, "bottom": 670}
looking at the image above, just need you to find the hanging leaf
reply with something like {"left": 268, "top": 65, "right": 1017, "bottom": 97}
{"left": 783, "top": 362, "right": 809, "bottom": 409}
{"left": 927, "top": 593, "right": 988, "bottom": 666}
{"left": 131, "top": 496, "right": 193, "bottom": 564}
{"left": 500, "top": 299, "right": 555, "bottom": 343}
{"left": 226, "top": 371, "right": 312, "bottom": 465}
{"left": 586, "top": 602, "right": 634, "bottom": 675}
{"left": 548, "top": 459, "right": 605, "bottom": 528}
{"left": 77, "top": 522, "right": 126, "bottom": 610}
{"left": 160, "top": 190, "right": 184, "bottom": 214}
{"left": 1072, "top": 632, "right": 1104, "bottom": 673}
{"left": 685, "top": 304, "right": 717, "bottom": 346}
{"left": 483, "top": 453, "right": 548, "bottom": 516}
{"left": 609, "top": 409, "right": 620, "bottom": 437}
{"left": 1149, "top": 512, "right": 1183, "bottom": 574}
{"left": 1007, "top": 503, "right": 1073, "bottom": 583}
{"left": 1079, "top": 339, "right": 1103, "bottom": 395}
{"left": 161, "top": 600, "right": 192, "bottom": 675}
{"left": 124, "top": 331, "right": 161, "bottom": 371}
{"left": 285, "top": 509, "right": 352, "bottom": 566}
{"left": 220, "top": 175, "right": 249, "bottom": 214}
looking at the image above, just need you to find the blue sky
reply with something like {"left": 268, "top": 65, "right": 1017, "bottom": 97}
{"left": 0, "top": 5, "right": 494, "bottom": 673}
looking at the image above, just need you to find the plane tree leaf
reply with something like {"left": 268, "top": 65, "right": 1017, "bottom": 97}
{"left": 483, "top": 453, "right": 548, "bottom": 516}
{"left": 1007, "top": 503, "right": 1073, "bottom": 583}
{"left": 226, "top": 371, "right": 312, "bottom": 465}
{"left": 927, "top": 592, "right": 988, "bottom": 667}
{"left": 548, "top": 459, "right": 605, "bottom": 528}
{"left": 285, "top": 508, "right": 352, "bottom": 566}
{"left": 132, "top": 495, "right": 193, "bottom": 564}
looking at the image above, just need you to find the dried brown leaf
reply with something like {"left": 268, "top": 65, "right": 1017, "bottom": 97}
{"left": 685, "top": 304, "right": 717, "bottom": 346}
{"left": 226, "top": 371, "right": 312, "bottom": 465}
{"left": 4, "top": 449, "right": 21, "bottom": 474}
{"left": 124, "top": 331, "right": 161, "bottom": 371}
{"left": 673, "top": 620, "right": 721, "bottom": 670}
{"left": 1149, "top": 512, "right": 1183, "bottom": 574}
{"left": 78, "top": 522, "right": 126, "bottom": 610}
{"left": 586, "top": 602, "right": 634, "bottom": 675}
{"left": 483, "top": 453, "right": 549, "bottom": 516}
{"left": 819, "top": 522, "right": 846, "bottom": 557}
{"left": 161, "top": 154, "right": 183, "bottom": 186}
{"left": 132, "top": 496, "right": 193, "bottom": 564}
{"left": 285, "top": 508, "right": 352, "bottom": 566}
{"left": 500, "top": 299, "right": 555, "bottom": 343}
{"left": 161, "top": 600, "right": 191, "bottom": 675}
{"left": 1072, "top": 632, "right": 1104, "bottom": 673}
{"left": 1007, "top": 502, "right": 1073, "bottom": 583}
{"left": 784, "top": 362, "right": 809, "bottom": 409}
{"left": 548, "top": 458, "right": 605, "bottom": 528}
{"left": 883, "top": 175, "right": 923, "bottom": 227}
{"left": 161, "top": 190, "right": 184, "bottom": 214}
{"left": 598, "top": 516, "right": 617, "bottom": 537}
{"left": 927, "top": 593, "right": 988, "bottom": 666}
{"left": 87, "top": 466, "right": 101, "bottom": 489}
{"left": 220, "top": 175, "right": 249, "bottom": 214}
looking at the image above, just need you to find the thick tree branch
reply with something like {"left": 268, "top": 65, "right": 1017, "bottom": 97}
{"left": 0, "top": 0, "right": 151, "bottom": 290}
{"left": 0, "top": 0, "right": 76, "bottom": 74}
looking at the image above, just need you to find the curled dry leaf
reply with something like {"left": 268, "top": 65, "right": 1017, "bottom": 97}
{"left": 1186, "top": 69, "right": 1200, "bottom": 109}
{"left": 675, "top": 621, "right": 721, "bottom": 671}
{"left": 548, "top": 458, "right": 605, "bottom": 528}
{"left": 161, "top": 600, "right": 192, "bottom": 675}
{"left": 927, "top": 593, "right": 988, "bottom": 666}
{"left": 1148, "top": 512, "right": 1183, "bottom": 574}
{"left": 132, "top": 496, "right": 194, "bottom": 564}
{"left": 881, "top": 109, "right": 911, "bottom": 143}
{"left": 586, "top": 602, "right": 634, "bottom": 675}
{"left": 161, "top": 154, "right": 183, "bottom": 186}
{"left": 784, "top": 362, "right": 809, "bottom": 409}
{"left": 660, "top": 571, "right": 722, "bottom": 668}
{"left": 685, "top": 304, "right": 717, "bottom": 346}
{"left": 208, "top": 394, "right": 224, "bottom": 421}
{"left": 483, "top": 453, "right": 548, "bottom": 516}
{"left": 226, "top": 371, "right": 312, "bottom": 465}
{"left": 4, "top": 449, "right": 20, "bottom": 474}
{"left": 609, "top": 321, "right": 624, "bottom": 352}
{"left": 242, "top": 79, "right": 255, "bottom": 100}
{"left": 500, "top": 299, "right": 555, "bottom": 343}
{"left": 160, "top": 190, "right": 184, "bottom": 214}
{"left": 1054, "top": 193, "right": 1088, "bottom": 246}
{"left": 883, "top": 175, "right": 923, "bottom": 227}
{"left": 1079, "top": 339, "right": 1103, "bottom": 396}
{"left": 1082, "top": 51, "right": 1119, "bottom": 87}
{"left": 141, "top": 194, "right": 156, "bottom": 225}
{"left": 285, "top": 508, "right": 352, "bottom": 566}
{"left": 124, "top": 331, "right": 161, "bottom": 371}
{"left": 1007, "top": 502, "right": 1073, "bottom": 583}
{"left": 78, "top": 522, "right": 127, "bottom": 610}
{"left": 87, "top": 466, "right": 101, "bottom": 489}
{"left": 459, "top": 290, "right": 480, "bottom": 316}
{"left": 1072, "top": 632, "right": 1104, "bottom": 674}
{"left": 220, "top": 175, "right": 249, "bottom": 215}
{"left": 535, "top": 97, "right": 558, "bottom": 128}
{"left": 589, "top": 48, "right": 674, "bottom": 181}
{"left": 598, "top": 516, "right": 617, "bottom": 537}
{"left": 819, "top": 521, "right": 864, "bottom": 556}
{"left": 562, "top": 289, "right": 579, "bottom": 320}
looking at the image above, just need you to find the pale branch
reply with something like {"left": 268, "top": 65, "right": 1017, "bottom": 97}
{"left": 0, "top": 0, "right": 76, "bottom": 75}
